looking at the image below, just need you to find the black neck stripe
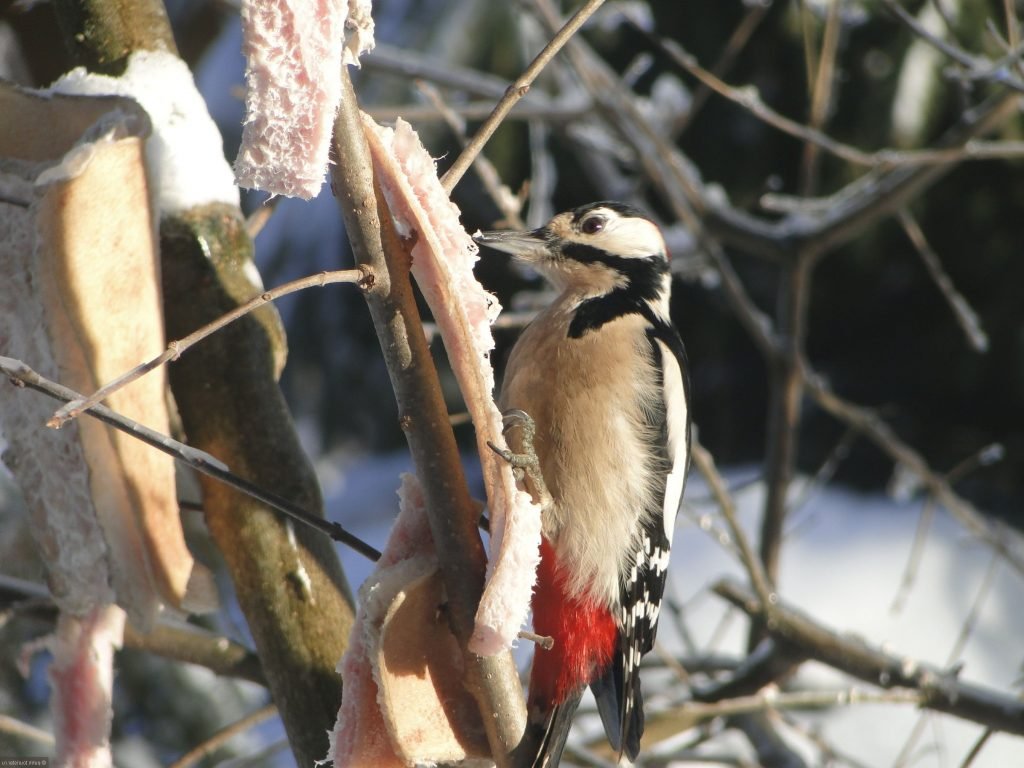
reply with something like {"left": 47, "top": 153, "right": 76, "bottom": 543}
{"left": 563, "top": 245, "right": 668, "bottom": 338}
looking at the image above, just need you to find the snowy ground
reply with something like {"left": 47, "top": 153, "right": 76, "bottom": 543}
{"left": 323, "top": 451, "right": 1024, "bottom": 767}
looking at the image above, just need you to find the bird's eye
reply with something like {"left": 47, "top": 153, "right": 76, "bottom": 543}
{"left": 581, "top": 216, "right": 605, "bottom": 235}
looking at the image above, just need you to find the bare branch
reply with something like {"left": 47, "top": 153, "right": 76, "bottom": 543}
{"left": 416, "top": 80, "right": 525, "bottom": 228}
{"left": 330, "top": 68, "right": 528, "bottom": 765}
{"left": 167, "top": 703, "right": 277, "bottom": 768}
{"left": 897, "top": 209, "right": 989, "bottom": 352}
{"left": 123, "top": 623, "right": 267, "bottom": 687}
{"left": 367, "top": 100, "right": 590, "bottom": 123}
{"left": 889, "top": 499, "right": 937, "bottom": 616}
{"left": 691, "top": 441, "right": 773, "bottom": 608}
{"left": 714, "top": 578, "right": 1024, "bottom": 736}
{"left": 673, "top": 1, "right": 770, "bottom": 136}
{"left": 0, "top": 715, "right": 54, "bottom": 747}
{"left": 366, "top": 42, "right": 539, "bottom": 102}
{"left": 650, "top": 34, "right": 874, "bottom": 168}
{"left": 0, "top": 573, "right": 268, "bottom": 685}
{"left": 882, "top": 0, "right": 1024, "bottom": 93}
{"left": 440, "top": 0, "right": 607, "bottom": 193}
{"left": 0, "top": 356, "right": 381, "bottom": 562}
{"left": 803, "top": 367, "right": 1024, "bottom": 576}
{"left": 49, "top": 268, "right": 371, "bottom": 428}
{"left": 757, "top": 254, "right": 813, "bottom": 613}
{"left": 799, "top": 0, "right": 842, "bottom": 195}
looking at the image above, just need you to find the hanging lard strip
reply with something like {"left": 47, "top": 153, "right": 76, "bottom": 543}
{"left": 362, "top": 116, "right": 542, "bottom": 655}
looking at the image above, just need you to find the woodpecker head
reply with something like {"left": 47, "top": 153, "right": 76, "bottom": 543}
{"left": 474, "top": 202, "right": 671, "bottom": 301}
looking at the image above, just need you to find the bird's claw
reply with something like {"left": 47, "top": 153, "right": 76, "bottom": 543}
{"left": 501, "top": 408, "right": 535, "bottom": 436}
{"left": 491, "top": 409, "right": 550, "bottom": 505}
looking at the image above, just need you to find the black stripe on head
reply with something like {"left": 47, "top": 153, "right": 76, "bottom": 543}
{"left": 571, "top": 201, "right": 651, "bottom": 224}
{"left": 565, "top": 246, "right": 668, "bottom": 338}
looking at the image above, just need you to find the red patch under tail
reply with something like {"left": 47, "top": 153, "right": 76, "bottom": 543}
{"left": 529, "top": 538, "right": 618, "bottom": 711}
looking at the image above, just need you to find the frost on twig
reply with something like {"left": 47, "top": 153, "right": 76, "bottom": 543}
{"left": 361, "top": 115, "right": 542, "bottom": 656}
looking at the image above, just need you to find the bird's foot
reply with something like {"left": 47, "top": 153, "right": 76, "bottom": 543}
{"left": 487, "top": 409, "right": 551, "bottom": 507}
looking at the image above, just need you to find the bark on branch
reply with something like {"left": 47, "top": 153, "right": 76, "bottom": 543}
{"left": 714, "top": 578, "right": 1024, "bottom": 737}
{"left": 329, "top": 68, "right": 529, "bottom": 767}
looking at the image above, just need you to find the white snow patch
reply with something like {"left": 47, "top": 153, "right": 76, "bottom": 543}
{"left": 48, "top": 50, "right": 238, "bottom": 215}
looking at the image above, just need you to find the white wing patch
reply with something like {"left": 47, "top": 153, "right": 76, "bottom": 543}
{"left": 657, "top": 338, "right": 689, "bottom": 544}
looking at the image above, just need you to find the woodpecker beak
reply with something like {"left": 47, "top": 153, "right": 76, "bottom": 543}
{"left": 473, "top": 228, "right": 550, "bottom": 263}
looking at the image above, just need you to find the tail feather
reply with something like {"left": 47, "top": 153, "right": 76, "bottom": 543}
{"left": 590, "top": 641, "right": 644, "bottom": 761}
{"left": 531, "top": 693, "right": 583, "bottom": 768}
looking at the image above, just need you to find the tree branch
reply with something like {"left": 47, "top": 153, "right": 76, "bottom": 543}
{"left": 47, "top": 4, "right": 358, "bottom": 762}
{"left": 802, "top": 366, "right": 1024, "bottom": 576}
{"left": 50, "top": 268, "right": 370, "bottom": 428}
{"left": 329, "top": 68, "right": 528, "bottom": 766}
{"left": 755, "top": 253, "right": 813, "bottom": 648}
{"left": 167, "top": 703, "right": 277, "bottom": 768}
{"left": 440, "top": 0, "right": 607, "bottom": 193}
{"left": 0, "top": 356, "right": 380, "bottom": 562}
{"left": 714, "top": 578, "right": 1024, "bottom": 737}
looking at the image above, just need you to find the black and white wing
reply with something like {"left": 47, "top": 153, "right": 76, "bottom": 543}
{"left": 592, "top": 320, "right": 691, "bottom": 760}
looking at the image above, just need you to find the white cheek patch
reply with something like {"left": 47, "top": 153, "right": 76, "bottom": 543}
{"left": 593, "top": 215, "right": 666, "bottom": 259}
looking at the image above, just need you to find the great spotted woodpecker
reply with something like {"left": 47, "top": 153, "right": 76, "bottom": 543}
{"left": 475, "top": 202, "right": 691, "bottom": 766}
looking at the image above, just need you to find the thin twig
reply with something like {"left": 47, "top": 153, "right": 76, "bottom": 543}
{"left": 959, "top": 728, "right": 994, "bottom": 768}
{"left": 897, "top": 209, "right": 989, "bottom": 352}
{"left": 882, "top": 0, "right": 1024, "bottom": 93}
{"left": 799, "top": 0, "right": 842, "bottom": 196}
{"left": 785, "top": 428, "right": 857, "bottom": 532}
{"left": 890, "top": 442, "right": 1002, "bottom": 616}
{"left": 245, "top": 196, "right": 280, "bottom": 239}
{"left": 167, "top": 703, "right": 278, "bottom": 768}
{"left": 1003, "top": 0, "right": 1021, "bottom": 56}
{"left": 714, "top": 578, "right": 1024, "bottom": 736}
{"left": 644, "top": 686, "right": 923, "bottom": 751}
{"left": 366, "top": 42, "right": 540, "bottom": 101}
{"left": 690, "top": 441, "right": 773, "bottom": 610}
{"left": 0, "top": 714, "right": 55, "bottom": 746}
{"left": 49, "top": 268, "right": 370, "bottom": 428}
{"left": 803, "top": 365, "right": 1024, "bottom": 576}
{"left": 947, "top": 554, "right": 1001, "bottom": 669}
{"left": 889, "top": 498, "right": 937, "bottom": 616}
{"left": 705, "top": 248, "right": 778, "bottom": 359}
{"left": 653, "top": 34, "right": 874, "bottom": 168}
{"left": 416, "top": 80, "right": 525, "bottom": 229}
{"left": 367, "top": 100, "right": 589, "bottom": 123}
{"left": 440, "top": 0, "right": 607, "bottom": 193}
{"left": 672, "top": 1, "right": 769, "bottom": 136}
{"left": 893, "top": 551, "right": 1001, "bottom": 767}
{"left": 0, "top": 357, "right": 382, "bottom": 562}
